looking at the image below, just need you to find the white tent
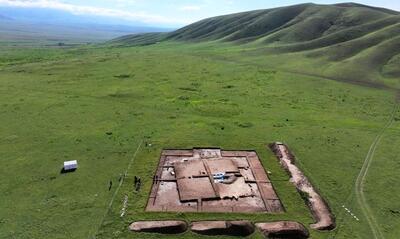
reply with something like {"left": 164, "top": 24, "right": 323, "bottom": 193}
{"left": 64, "top": 160, "right": 78, "bottom": 171}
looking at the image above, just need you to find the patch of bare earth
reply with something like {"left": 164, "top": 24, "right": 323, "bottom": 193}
{"left": 128, "top": 221, "right": 187, "bottom": 234}
{"left": 255, "top": 221, "right": 309, "bottom": 238}
{"left": 269, "top": 143, "right": 335, "bottom": 230}
{"left": 191, "top": 220, "right": 254, "bottom": 236}
{"left": 146, "top": 148, "right": 283, "bottom": 213}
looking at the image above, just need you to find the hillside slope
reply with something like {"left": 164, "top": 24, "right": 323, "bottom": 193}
{"left": 110, "top": 3, "right": 400, "bottom": 88}
{"left": 113, "top": 3, "right": 399, "bottom": 45}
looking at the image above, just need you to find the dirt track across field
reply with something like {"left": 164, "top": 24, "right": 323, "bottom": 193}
{"left": 354, "top": 103, "right": 398, "bottom": 239}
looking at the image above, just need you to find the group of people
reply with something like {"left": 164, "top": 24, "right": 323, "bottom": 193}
{"left": 108, "top": 174, "right": 141, "bottom": 192}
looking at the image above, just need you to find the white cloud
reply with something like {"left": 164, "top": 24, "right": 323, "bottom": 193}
{"left": 179, "top": 5, "right": 201, "bottom": 11}
{"left": 114, "top": 0, "right": 137, "bottom": 8}
{"left": 0, "top": 0, "right": 190, "bottom": 25}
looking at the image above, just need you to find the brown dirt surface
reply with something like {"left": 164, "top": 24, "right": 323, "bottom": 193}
{"left": 191, "top": 220, "right": 255, "bottom": 236}
{"left": 255, "top": 221, "right": 309, "bottom": 238}
{"left": 269, "top": 143, "right": 335, "bottom": 230}
{"left": 146, "top": 148, "right": 284, "bottom": 213}
{"left": 129, "top": 220, "right": 188, "bottom": 234}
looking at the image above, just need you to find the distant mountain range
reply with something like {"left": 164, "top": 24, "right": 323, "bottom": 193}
{"left": 0, "top": 7, "right": 172, "bottom": 44}
{"left": 0, "top": 7, "right": 160, "bottom": 26}
{"left": 0, "top": 14, "right": 12, "bottom": 20}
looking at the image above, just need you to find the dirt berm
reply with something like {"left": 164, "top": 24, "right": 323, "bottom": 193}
{"left": 191, "top": 220, "right": 255, "bottom": 236}
{"left": 269, "top": 142, "right": 335, "bottom": 230}
{"left": 256, "top": 221, "right": 309, "bottom": 238}
{"left": 129, "top": 220, "right": 188, "bottom": 234}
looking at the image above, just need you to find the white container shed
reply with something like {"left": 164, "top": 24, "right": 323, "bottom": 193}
{"left": 64, "top": 160, "right": 78, "bottom": 171}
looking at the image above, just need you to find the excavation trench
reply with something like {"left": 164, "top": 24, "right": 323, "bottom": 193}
{"left": 269, "top": 143, "right": 335, "bottom": 230}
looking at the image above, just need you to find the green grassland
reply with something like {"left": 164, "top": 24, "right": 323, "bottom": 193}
{"left": 1, "top": 3, "right": 400, "bottom": 239}
{"left": 113, "top": 3, "right": 400, "bottom": 89}
{"left": 1, "top": 42, "right": 399, "bottom": 239}
{"left": 0, "top": 21, "right": 98, "bottom": 47}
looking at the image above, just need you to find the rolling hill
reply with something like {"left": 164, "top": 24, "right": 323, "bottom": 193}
{"left": 2, "top": 2, "right": 400, "bottom": 239}
{"left": 111, "top": 3, "right": 400, "bottom": 89}
{"left": 113, "top": 3, "right": 399, "bottom": 46}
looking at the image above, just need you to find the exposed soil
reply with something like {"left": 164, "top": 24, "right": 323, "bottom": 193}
{"left": 128, "top": 221, "right": 188, "bottom": 234}
{"left": 269, "top": 143, "right": 335, "bottom": 230}
{"left": 255, "top": 221, "right": 309, "bottom": 238}
{"left": 191, "top": 220, "right": 254, "bottom": 236}
{"left": 146, "top": 148, "right": 283, "bottom": 213}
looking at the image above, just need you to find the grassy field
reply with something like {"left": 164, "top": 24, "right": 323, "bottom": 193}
{"left": 0, "top": 39, "right": 399, "bottom": 239}
{"left": 114, "top": 3, "right": 400, "bottom": 89}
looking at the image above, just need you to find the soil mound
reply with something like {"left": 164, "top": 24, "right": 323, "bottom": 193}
{"left": 269, "top": 142, "right": 336, "bottom": 230}
{"left": 129, "top": 220, "right": 187, "bottom": 234}
{"left": 256, "top": 221, "right": 309, "bottom": 238}
{"left": 191, "top": 220, "right": 254, "bottom": 236}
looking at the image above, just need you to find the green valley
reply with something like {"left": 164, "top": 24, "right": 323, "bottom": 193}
{"left": 0, "top": 2, "right": 399, "bottom": 239}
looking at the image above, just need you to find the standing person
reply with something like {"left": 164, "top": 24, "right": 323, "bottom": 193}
{"left": 109, "top": 180, "right": 113, "bottom": 191}
{"left": 135, "top": 177, "right": 141, "bottom": 191}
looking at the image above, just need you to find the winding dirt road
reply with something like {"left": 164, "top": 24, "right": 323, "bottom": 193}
{"left": 354, "top": 103, "right": 398, "bottom": 239}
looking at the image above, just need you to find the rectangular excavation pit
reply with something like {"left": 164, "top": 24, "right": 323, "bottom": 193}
{"left": 146, "top": 148, "right": 284, "bottom": 213}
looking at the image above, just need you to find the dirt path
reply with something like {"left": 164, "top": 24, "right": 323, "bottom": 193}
{"left": 354, "top": 103, "right": 398, "bottom": 239}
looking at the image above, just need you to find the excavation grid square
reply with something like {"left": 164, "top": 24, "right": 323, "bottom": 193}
{"left": 146, "top": 148, "right": 283, "bottom": 213}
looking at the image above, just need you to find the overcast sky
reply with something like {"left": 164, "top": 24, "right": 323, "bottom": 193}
{"left": 0, "top": 0, "right": 399, "bottom": 27}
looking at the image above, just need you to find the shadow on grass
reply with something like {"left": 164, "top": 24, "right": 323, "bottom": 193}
{"left": 60, "top": 168, "right": 77, "bottom": 174}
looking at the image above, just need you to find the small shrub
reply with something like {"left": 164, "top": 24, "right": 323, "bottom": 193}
{"left": 235, "top": 122, "right": 253, "bottom": 128}
{"left": 114, "top": 74, "right": 131, "bottom": 79}
{"left": 178, "top": 96, "right": 190, "bottom": 100}
{"left": 178, "top": 87, "right": 197, "bottom": 92}
{"left": 223, "top": 85, "right": 235, "bottom": 89}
